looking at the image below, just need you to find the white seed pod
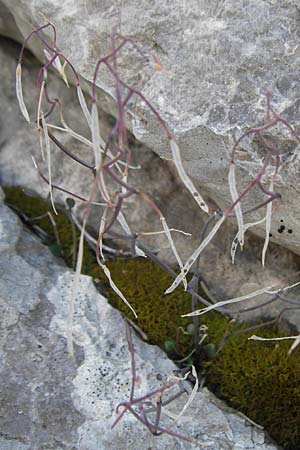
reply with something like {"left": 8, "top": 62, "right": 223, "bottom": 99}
{"left": 16, "top": 63, "right": 30, "bottom": 123}
{"left": 165, "top": 214, "right": 226, "bottom": 294}
{"left": 44, "top": 50, "right": 69, "bottom": 86}
{"left": 228, "top": 163, "right": 244, "bottom": 248}
{"left": 101, "top": 264, "right": 137, "bottom": 318}
{"left": 262, "top": 179, "right": 274, "bottom": 267}
{"left": 170, "top": 139, "right": 209, "bottom": 214}
{"left": 182, "top": 282, "right": 279, "bottom": 318}
{"left": 77, "top": 85, "right": 92, "bottom": 128}
{"left": 41, "top": 114, "right": 57, "bottom": 215}
{"left": 91, "top": 102, "right": 101, "bottom": 169}
{"left": 231, "top": 217, "right": 266, "bottom": 264}
{"left": 161, "top": 216, "right": 187, "bottom": 289}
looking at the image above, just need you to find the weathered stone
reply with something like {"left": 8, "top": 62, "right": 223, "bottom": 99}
{"left": 0, "top": 188, "right": 280, "bottom": 449}
{"left": 0, "top": 35, "right": 300, "bottom": 326}
{"left": 0, "top": 0, "right": 300, "bottom": 258}
{"left": 0, "top": 188, "right": 84, "bottom": 449}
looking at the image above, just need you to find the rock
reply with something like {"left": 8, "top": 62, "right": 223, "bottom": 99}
{"left": 1, "top": 34, "right": 300, "bottom": 327}
{"left": 0, "top": 187, "right": 84, "bottom": 449}
{"left": 0, "top": 187, "right": 280, "bottom": 449}
{"left": 0, "top": 0, "right": 300, "bottom": 258}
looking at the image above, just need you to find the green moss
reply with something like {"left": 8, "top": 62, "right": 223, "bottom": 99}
{"left": 3, "top": 186, "right": 99, "bottom": 274}
{"left": 3, "top": 185, "right": 300, "bottom": 450}
{"left": 2, "top": 186, "right": 225, "bottom": 352}
{"left": 94, "top": 257, "right": 228, "bottom": 353}
{"left": 205, "top": 325, "right": 300, "bottom": 450}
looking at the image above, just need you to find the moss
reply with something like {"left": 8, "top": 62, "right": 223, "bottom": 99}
{"left": 94, "top": 257, "right": 228, "bottom": 353}
{"left": 3, "top": 186, "right": 99, "bottom": 275}
{"left": 3, "top": 185, "right": 300, "bottom": 450}
{"left": 205, "top": 325, "right": 300, "bottom": 450}
{"left": 2, "top": 186, "right": 225, "bottom": 351}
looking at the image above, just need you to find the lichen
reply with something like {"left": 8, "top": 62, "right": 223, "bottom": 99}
{"left": 3, "top": 185, "right": 300, "bottom": 450}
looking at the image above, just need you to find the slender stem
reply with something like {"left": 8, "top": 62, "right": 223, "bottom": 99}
{"left": 153, "top": 396, "right": 162, "bottom": 434}
{"left": 125, "top": 321, "right": 136, "bottom": 402}
{"left": 18, "top": 23, "right": 56, "bottom": 64}
{"left": 47, "top": 129, "right": 95, "bottom": 170}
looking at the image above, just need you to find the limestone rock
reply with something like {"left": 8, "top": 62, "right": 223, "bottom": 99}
{"left": 0, "top": 35, "right": 300, "bottom": 325}
{"left": 0, "top": 0, "right": 300, "bottom": 257}
{"left": 0, "top": 187, "right": 280, "bottom": 449}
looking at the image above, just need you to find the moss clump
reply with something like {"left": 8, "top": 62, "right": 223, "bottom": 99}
{"left": 205, "top": 325, "right": 300, "bottom": 450}
{"left": 94, "top": 257, "right": 228, "bottom": 354}
{"left": 3, "top": 186, "right": 225, "bottom": 354}
{"left": 3, "top": 185, "right": 300, "bottom": 449}
{"left": 3, "top": 186, "right": 100, "bottom": 274}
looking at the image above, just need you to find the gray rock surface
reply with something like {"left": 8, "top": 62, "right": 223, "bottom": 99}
{"left": 0, "top": 34, "right": 300, "bottom": 334}
{"left": 0, "top": 188, "right": 280, "bottom": 449}
{"left": 1, "top": 35, "right": 300, "bottom": 326}
{"left": 0, "top": 0, "right": 300, "bottom": 257}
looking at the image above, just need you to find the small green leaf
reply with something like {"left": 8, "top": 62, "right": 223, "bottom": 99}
{"left": 164, "top": 339, "right": 176, "bottom": 352}
{"left": 186, "top": 323, "right": 195, "bottom": 335}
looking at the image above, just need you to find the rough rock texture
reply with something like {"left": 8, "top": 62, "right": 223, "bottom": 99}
{"left": 0, "top": 188, "right": 280, "bottom": 449}
{"left": 1, "top": 0, "right": 300, "bottom": 257}
{"left": 1, "top": 35, "right": 300, "bottom": 323}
